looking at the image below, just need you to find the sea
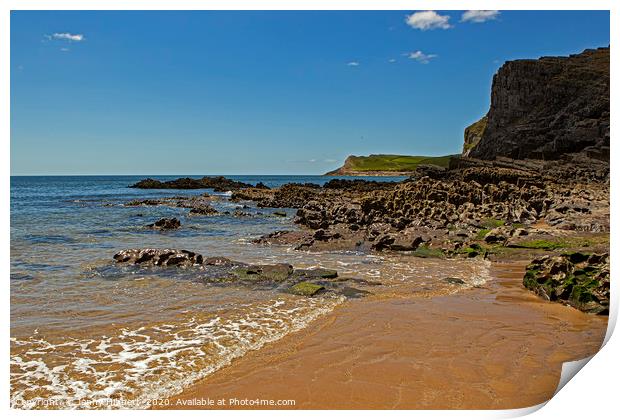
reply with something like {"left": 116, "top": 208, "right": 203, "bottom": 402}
{"left": 10, "top": 175, "right": 491, "bottom": 409}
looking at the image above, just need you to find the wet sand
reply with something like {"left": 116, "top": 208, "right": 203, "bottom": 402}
{"left": 158, "top": 262, "right": 608, "bottom": 410}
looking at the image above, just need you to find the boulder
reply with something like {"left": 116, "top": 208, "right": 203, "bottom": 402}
{"left": 113, "top": 248, "right": 203, "bottom": 267}
{"left": 146, "top": 217, "right": 181, "bottom": 230}
{"left": 288, "top": 282, "right": 325, "bottom": 297}
{"left": 188, "top": 204, "right": 218, "bottom": 216}
{"left": 523, "top": 252, "right": 609, "bottom": 314}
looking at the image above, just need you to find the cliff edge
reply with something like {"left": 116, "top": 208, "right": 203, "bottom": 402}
{"left": 467, "top": 47, "right": 609, "bottom": 161}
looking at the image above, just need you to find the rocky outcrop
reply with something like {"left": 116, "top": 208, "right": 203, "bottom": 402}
{"left": 462, "top": 115, "right": 487, "bottom": 156}
{"left": 232, "top": 183, "right": 323, "bottom": 208}
{"left": 125, "top": 195, "right": 219, "bottom": 216}
{"left": 146, "top": 218, "right": 180, "bottom": 230}
{"left": 130, "top": 176, "right": 253, "bottom": 191}
{"left": 111, "top": 249, "right": 372, "bottom": 298}
{"left": 113, "top": 249, "right": 203, "bottom": 267}
{"left": 323, "top": 178, "right": 398, "bottom": 192}
{"left": 523, "top": 253, "right": 609, "bottom": 314}
{"left": 468, "top": 47, "right": 609, "bottom": 160}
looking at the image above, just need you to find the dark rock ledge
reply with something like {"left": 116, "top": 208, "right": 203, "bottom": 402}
{"left": 112, "top": 248, "right": 373, "bottom": 298}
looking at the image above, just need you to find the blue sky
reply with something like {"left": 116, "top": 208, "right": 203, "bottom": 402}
{"left": 11, "top": 10, "right": 610, "bottom": 175}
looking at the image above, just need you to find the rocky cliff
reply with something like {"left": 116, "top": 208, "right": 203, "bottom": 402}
{"left": 468, "top": 47, "right": 609, "bottom": 160}
{"left": 462, "top": 116, "right": 487, "bottom": 156}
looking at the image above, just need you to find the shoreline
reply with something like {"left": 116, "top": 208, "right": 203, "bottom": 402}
{"left": 156, "top": 261, "right": 608, "bottom": 410}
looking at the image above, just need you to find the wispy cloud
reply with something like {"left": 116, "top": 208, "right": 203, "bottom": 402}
{"left": 60, "top": 47, "right": 70, "bottom": 52}
{"left": 49, "top": 33, "right": 85, "bottom": 42}
{"left": 405, "top": 11, "right": 452, "bottom": 30}
{"left": 406, "top": 50, "right": 438, "bottom": 64}
{"left": 347, "top": 61, "right": 360, "bottom": 66}
{"left": 388, "top": 58, "right": 397, "bottom": 63}
{"left": 461, "top": 10, "right": 500, "bottom": 23}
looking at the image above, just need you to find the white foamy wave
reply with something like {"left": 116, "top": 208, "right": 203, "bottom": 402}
{"left": 467, "top": 259, "right": 492, "bottom": 287}
{"left": 10, "top": 296, "right": 344, "bottom": 409}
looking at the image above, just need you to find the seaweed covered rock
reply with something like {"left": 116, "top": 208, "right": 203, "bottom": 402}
{"left": 523, "top": 252, "right": 609, "bottom": 314}
{"left": 289, "top": 281, "right": 325, "bottom": 296}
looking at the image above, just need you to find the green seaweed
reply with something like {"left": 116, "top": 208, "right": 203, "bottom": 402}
{"left": 513, "top": 239, "right": 567, "bottom": 250}
{"left": 411, "top": 245, "right": 444, "bottom": 258}
{"left": 476, "top": 229, "right": 490, "bottom": 240}
{"left": 481, "top": 218, "right": 505, "bottom": 229}
{"left": 289, "top": 282, "right": 325, "bottom": 296}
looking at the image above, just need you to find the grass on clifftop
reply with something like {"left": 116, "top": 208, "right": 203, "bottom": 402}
{"left": 339, "top": 154, "right": 456, "bottom": 172}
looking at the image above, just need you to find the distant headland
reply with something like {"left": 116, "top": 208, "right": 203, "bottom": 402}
{"left": 324, "top": 154, "right": 456, "bottom": 176}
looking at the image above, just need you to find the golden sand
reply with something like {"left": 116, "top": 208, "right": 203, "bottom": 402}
{"left": 157, "top": 262, "right": 607, "bottom": 410}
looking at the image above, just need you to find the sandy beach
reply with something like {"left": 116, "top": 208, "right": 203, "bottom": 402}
{"left": 159, "top": 262, "right": 607, "bottom": 410}
{"left": 10, "top": 12, "right": 610, "bottom": 412}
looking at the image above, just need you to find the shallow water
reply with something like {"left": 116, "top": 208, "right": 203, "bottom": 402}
{"left": 10, "top": 175, "right": 491, "bottom": 409}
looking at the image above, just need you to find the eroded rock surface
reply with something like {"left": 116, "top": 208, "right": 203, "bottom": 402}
{"left": 113, "top": 249, "right": 203, "bottom": 267}
{"left": 523, "top": 252, "right": 609, "bottom": 314}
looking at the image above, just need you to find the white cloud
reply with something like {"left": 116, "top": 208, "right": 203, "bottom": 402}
{"left": 405, "top": 11, "right": 452, "bottom": 30}
{"left": 347, "top": 61, "right": 360, "bottom": 66}
{"left": 388, "top": 58, "right": 396, "bottom": 63}
{"left": 60, "top": 47, "right": 70, "bottom": 52}
{"left": 407, "top": 50, "right": 438, "bottom": 64}
{"left": 461, "top": 10, "right": 500, "bottom": 23}
{"left": 51, "top": 33, "right": 85, "bottom": 42}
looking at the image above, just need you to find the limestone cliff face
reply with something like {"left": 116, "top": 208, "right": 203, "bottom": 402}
{"left": 468, "top": 47, "right": 609, "bottom": 160}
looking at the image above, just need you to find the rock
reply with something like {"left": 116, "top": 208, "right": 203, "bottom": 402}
{"left": 232, "top": 263, "right": 294, "bottom": 282}
{"left": 254, "top": 182, "right": 270, "bottom": 189}
{"left": 323, "top": 178, "right": 398, "bottom": 192}
{"left": 444, "top": 277, "right": 466, "bottom": 285}
{"left": 512, "top": 228, "right": 529, "bottom": 237}
{"left": 129, "top": 176, "right": 253, "bottom": 191}
{"left": 203, "top": 257, "right": 234, "bottom": 266}
{"left": 125, "top": 199, "right": 162, "bottom": 206}
{"left": 188, "top": 204, "right": 218, "bottom": 216}
{"left": 462, "top": 115, "right": 488, "bottom": 156}
{"left": 260, "top": 263, "right": 294, "bottom": 281}
{"left": 273, "top": 211, "right": 287, "bottom": 217}
{"left": 113, "top": 249, "right": 203, "bottom": 267}
{"left": 232, "top": 209, "right": 253, "bottom": 217}
{"left": 313, "top": 229, "right": 342, "bottom": 242}
{"left": 523, "top": 252, "right": 609, "bottom": 314}
{"left": 288, "top": 281, "right": 325, "bottom": 296}
{"left": 340, "top": 286, "right": 371, "bottom": 298}
{"left": 109, "top": 251, "right": 383, "bottom": 299}
{"left": 146, "top": 217, "right": 181, "bottom": 230}
{"left": 124, "top": 196, "right": 220, "bottom": 217}
{"left": 469, "top": 47, "right": 609, "bottom": 161}
{"left": 483, "top": 227, "right": 508, "bottom": 244}
{"left": 294, "top": 268, "right": 338, "bottom": 279}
